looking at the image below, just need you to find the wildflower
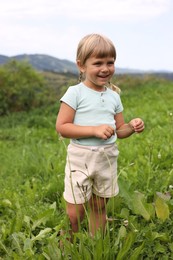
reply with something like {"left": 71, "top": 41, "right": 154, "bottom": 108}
{"left": 158, "top": 152, "right": 161, "bottom": 159}
{"left": 124, "top": 220, "right": 129, "bottom": 226}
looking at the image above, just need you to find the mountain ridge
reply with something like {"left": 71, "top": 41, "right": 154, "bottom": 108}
{"left": 0, "top": 54, "right": 172, "bottom": 79}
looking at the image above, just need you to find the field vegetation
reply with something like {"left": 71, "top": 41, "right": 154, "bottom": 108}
{"left": 0, "top": 61, "right": 173, "bottom": 259}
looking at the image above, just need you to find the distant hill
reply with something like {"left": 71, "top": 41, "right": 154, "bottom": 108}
{"left": 0, "top": 54, "right": 78, "bottom": 74}
{"left": 0, "top": 55, "right": 9, "bottom": 64}
{"left": 0, "top": 54, "right": 172, "bottom": 80}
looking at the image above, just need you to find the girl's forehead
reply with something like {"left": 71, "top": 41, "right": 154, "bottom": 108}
{"left": 90, "top": 54, "right": 115, "bottom": 60}
{"left": 91, "top": 47, "right": 115, "bottom": 59}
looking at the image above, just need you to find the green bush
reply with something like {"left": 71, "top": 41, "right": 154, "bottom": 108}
{"left": 0, "top": 60, "right": 54, "bottom": 115}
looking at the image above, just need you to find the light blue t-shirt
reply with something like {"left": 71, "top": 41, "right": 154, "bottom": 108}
{"left": 60, "top": 83, "right": 123, "bottom": 146}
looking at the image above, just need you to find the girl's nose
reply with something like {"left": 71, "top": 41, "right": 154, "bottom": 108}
{"left": 101, "top": 65, "right": 109, "bottom": 72}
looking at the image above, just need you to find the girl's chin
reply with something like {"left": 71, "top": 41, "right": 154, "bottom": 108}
{"left": 97, "top": 81, "right": 108, "bottom": 86}
{"left": 84, "top": 79, "right": 107, "bottom": 89}
{"left": 93, "top": 81, "right": 105, "bottom": 87}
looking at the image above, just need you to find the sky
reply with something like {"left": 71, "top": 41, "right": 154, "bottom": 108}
{"left": 0, "top": 0, "right": 173, "bottom": 72}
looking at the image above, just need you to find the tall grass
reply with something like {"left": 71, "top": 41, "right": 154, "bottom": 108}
{"left": 0, "top": 77, "right": 173, "bottom": 259}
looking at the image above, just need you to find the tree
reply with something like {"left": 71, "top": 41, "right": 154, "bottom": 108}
{"left": 0, "top": 60, "right": 47, "bottom": 115}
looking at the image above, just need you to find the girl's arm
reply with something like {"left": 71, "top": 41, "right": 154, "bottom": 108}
{"left": 56, "top": 102, "right": 115, "bottom": 140}
{"left": 115, "top": 112, "right": 144, "bottom": 139}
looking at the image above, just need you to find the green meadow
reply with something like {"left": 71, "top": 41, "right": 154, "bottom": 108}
{"left": 0, "top": 74, "right": 173, "bottom": 259}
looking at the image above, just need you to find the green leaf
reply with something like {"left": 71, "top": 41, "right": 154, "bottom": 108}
{"left": 11, "top": 233, "right": 23, "bottom": 256}
{"left": 116, "top": 232, "right": 136, "bottom": 260}
{"left": 0, "top": 240, "right": 10, "bottom": 255}
{"left": 132, "top": 191, "right": 154, "bottom": 220}
{"left": 120, "top": 208, "right": 130, "bottom": 219}
{"left": 129, "top": 242, "right": 144, "bottom": 260}
{"left": 32, "top": 208, "right": 55, "bottom": 230}
{"left": 114, "top": 226, "right": 127, "bottom": 247}
{"left": 119, "top": 181, "right": 154, "bottom": 220}
{"left": 0, "top": 199, "right": 12, "bottom": 207}
{"left": 169, "top": 243, "right": 173, "bottom": 252}
{"left": 32, "top": 228, "right": 52, "bottom": 241}
{"left": 43, "top": 240, "right": 61, "bottom": 260}
{"left": 118, "top": 226, "right": 127, "bottom": 240}
{"left": 23, "top": 238, "right": 34, "bottom": 255}
{"left": 118, "top": 179, "right": 133, "bottom": 207}
{"left": 155, "top": 196, "right": 170, "bottom": 221}
{"left": 155, "top": 241, "right": 166, "bottom": 253}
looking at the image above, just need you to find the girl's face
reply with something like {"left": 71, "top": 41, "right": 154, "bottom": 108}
{"left": 78, "top": 55, "right": 115, "bottom": 91}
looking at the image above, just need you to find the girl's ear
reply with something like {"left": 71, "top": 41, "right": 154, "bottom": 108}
{"left": 76, "top": 60, "right": 85, "bottom": 73}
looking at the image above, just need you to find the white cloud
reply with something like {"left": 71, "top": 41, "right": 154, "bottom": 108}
{"left": 59, "top": 0, "right": 171, "bottom": 21}
{"left": 0, "top": 0, "right": 171, "bottom": 21}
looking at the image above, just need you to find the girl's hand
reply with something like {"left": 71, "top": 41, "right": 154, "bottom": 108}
{"left": 129, "top": 118, "right": 145, "bottom": 133}
{"left": 93, "top": 124, "right": 115, "bottom": 140}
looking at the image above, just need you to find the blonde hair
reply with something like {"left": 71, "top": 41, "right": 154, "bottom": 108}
{"left": 76, "top": 33, "right": 120, "bottom": 94}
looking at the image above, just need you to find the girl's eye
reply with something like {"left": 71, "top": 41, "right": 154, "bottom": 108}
{"left": 93, "top": 60, "right": 114, "bottom": 66}
{"left": 94, "top": 62, "right": 101, "bottom": 66}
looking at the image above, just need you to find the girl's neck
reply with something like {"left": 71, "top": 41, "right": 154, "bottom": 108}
{"left": 82, "top": 81, "right": 106, "bottom": 92}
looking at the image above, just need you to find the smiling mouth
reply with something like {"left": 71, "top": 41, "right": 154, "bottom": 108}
{"left": 98, "top": 75, "right": 109, "bottom": 78}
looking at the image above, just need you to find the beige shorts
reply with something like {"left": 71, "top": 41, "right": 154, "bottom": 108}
{"left": 63, "top": 142, "right": 119, "bottom": 204}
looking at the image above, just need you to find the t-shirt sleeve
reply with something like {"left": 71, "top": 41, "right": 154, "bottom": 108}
{"left": 60, "top": 86, "right": 78, "bottom": 110}
{"left": 115, "top": 93, "right": 124, "bottom": 113}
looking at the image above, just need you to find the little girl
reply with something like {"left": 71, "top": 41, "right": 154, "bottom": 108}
{"left": 56, "top": 33, "right": 144, "bottom": 238}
